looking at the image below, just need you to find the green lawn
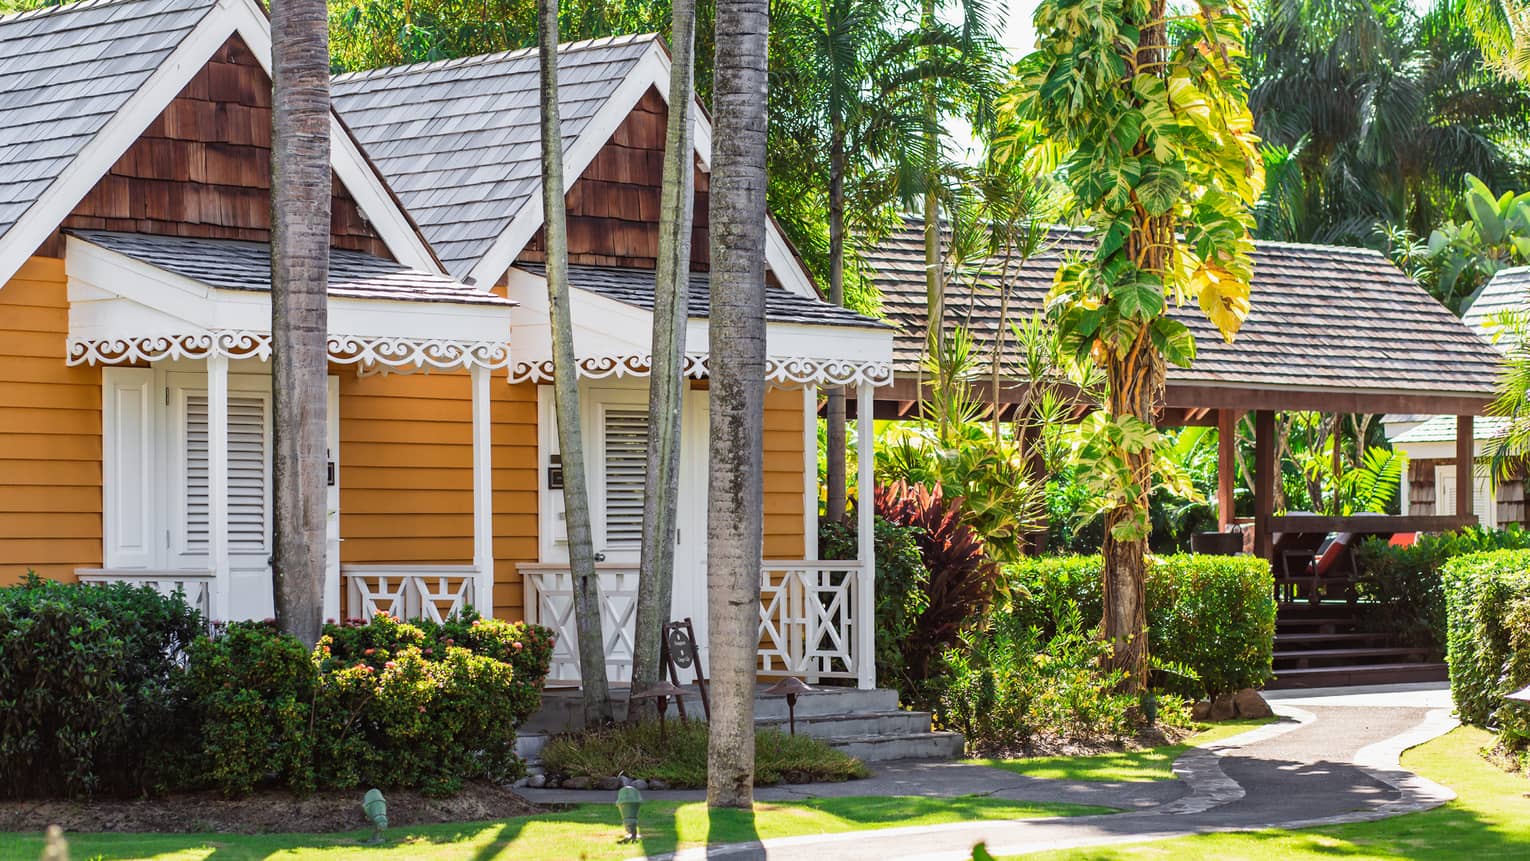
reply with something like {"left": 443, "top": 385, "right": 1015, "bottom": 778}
{"left": 1007, "top": 725, "right": 1530, "bottom": 860}
{"left": 967, "top": 718, "right": 1279, "bottom": 783}
{"left": 0, "top": 795, "right": 1112, "bottom": 861}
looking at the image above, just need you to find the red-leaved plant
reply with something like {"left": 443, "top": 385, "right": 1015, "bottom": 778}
{"left": 876, "top": 480, "right": 999, "bottom": 692}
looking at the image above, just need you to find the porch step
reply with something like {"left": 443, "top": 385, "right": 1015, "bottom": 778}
{"left": 1273, "top": 646, "right": 1432, "bottom": 668}
{"left": 826, "top": 730, "right": 967, "bottom": 763}
{"left": 1275, "top": 617, "right": 1359, "bottom": 631}
{"left": 1268, "top": 662, "right": 1448, "bottom": 689}
{"left": 1275, "top": 632, "right": 1391, "bottom": 645}
{"left": 756, "top": 709, "right": 933, "bottom": 741}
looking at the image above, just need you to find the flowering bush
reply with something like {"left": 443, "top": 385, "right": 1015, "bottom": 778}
{"left": 183, "top": 613, "right": 553, "bottom": 796}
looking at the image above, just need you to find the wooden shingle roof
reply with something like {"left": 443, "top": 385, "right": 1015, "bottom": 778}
{"left": 71, "top": 230, "right": 511, "bottom": 306}
{"left": 332, "top": 35, "right": 657, "bottom": 282}
{"left": 0, "top": 0, "right": 215, "bottom": 242}
{"left": 515, "top": 263, "right": 886, "bottom": 328}
{"left": 1462, "top": 265, "right": 1530, "bottom": 345}
{"left": 867, "top": 220, "right": 1504, "bottom": 413}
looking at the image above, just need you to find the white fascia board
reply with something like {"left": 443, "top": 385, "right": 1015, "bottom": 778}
{"left": 224, "top": 0, "right": 441, "bottom": 274}
{"left": 765, "top": 322, "right": 893, "bottom": 365}
{"left": 504, "top": 268, "right": 659, "bottom": 363}
{"left": 67, "top": 235, "right": 509, "bottom": 343}
{"left": 466, "top": 41, "right": 817, "bottom": 299}
{"left": 0, "top": 0, "right": 240, "bottom": 289}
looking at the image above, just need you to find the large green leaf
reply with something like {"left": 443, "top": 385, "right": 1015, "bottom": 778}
{"left": 1136, "top": 163, "right": 1186, "bottom": 216}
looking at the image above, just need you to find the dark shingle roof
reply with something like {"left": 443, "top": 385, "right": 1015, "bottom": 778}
{"left": 1462, "top": 265, "right": 1529, "bottom": 343}
{"left": 515, "top": 263, "right": 885, "bottom": 328}
{"left": 868, "top": 220, "right": 1502, "bottom": 397}
{"left": 332, "top": 35, "right": 658, "bottom": 281}
{"left": 70, "top": 230, "right": 512, "bottom": 306}
{"left": 0, "top": 0, "right": 216, "bottom": 242}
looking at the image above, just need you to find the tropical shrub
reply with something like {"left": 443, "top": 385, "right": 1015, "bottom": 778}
{"left": 184, "top": 614, "right": 552, "bottom": 796}
{"left": 1355, "top": 527, "right": 1530, "bottom": 655}
{"left": 819, "top": 514, "right": 929, "bottom": 694}
{"left": 937, "top": 608, "right": 1189, "bottom": 753}
{"left": 1006, "top": 554, "right": 1276, "bottom": 698}
{"left": 875, "top": 481, "right": 1000, "bottom": 701}
{"left": 0, "top": 575, "right": 203, "bottom": 799}
{"left": 1442, "top": 549, "right": 1530, "bottom": 739}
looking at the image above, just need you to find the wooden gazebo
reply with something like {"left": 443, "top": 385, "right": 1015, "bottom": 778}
{"left": 862, "top": 220, "right": 1505, "bottom": 561}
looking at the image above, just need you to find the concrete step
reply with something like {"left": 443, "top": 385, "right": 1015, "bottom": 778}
{"left": 1276, "top": 632, "right": 1392, "bottom": 645}
{"left": 1273, "top": 646, "right": 1432, "bottom": 668}
{"left": 827, "top": 730, "right": 967, "bottom": 762}
{"left": 756, "top": 709, "right": 933, "bottom": 740}
{"left": 524, "top": 685, "right": 901, "bottom": 733}
{"left": 1268, "top": 662, "right": 1448, "bottom": 689}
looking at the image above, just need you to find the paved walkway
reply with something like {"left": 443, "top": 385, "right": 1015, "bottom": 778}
{"left": 559, "top": 682, "right": 1458, "bottom": 860}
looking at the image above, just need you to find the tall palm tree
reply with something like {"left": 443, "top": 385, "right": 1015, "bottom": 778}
{"left": 269, "top": 0, "right": 331, "bottom": 648}
{"left": 707, "top": 0, "right": 770, "bottom": 810}
{"left": 630, "top": 0, "right": 698, "bottom": 711}
{"left": 538, "top": 0, "right": 613, "bottom": 725}
{"left": 1248, "top": 0, "right": 1530, "bottom": 244}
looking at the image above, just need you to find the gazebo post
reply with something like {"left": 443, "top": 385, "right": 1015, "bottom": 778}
{"left": 1457, "top": 414, "right": 1475, "bottom": 522}
{"left": 1254, "top": 410, "right": 1275, "bottom": 560}
{"left": 1217, "top": 409, "right": 1239, "bottom": 531}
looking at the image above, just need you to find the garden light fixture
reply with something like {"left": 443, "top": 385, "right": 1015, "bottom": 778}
{"left": 764, "top": 677, "right": 812, "bottom": 735}
{"left": 362, "top": 788, "right": 388, "bottom": 844}
{"left": 615, "top": 784, "right": 643, "bottom": 842}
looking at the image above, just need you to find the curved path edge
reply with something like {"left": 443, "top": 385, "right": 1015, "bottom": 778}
{"left": 639, "top": 703, "right": 1460, "bottom": 861}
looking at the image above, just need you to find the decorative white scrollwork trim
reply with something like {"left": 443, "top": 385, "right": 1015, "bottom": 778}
{"left": 68, "top": 331, "right": 511, "bottom": 371}
{"left": 508, "top": 354, "right": 892, "bottom": 386}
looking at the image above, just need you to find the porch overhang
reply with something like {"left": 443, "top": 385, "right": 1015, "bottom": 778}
{"left": 502, "top": 265, "right": 894, "bottom": 387}
{"left": 63, "top": 231, "right": 513, "bottom": 372}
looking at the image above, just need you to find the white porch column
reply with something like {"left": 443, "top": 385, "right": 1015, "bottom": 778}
{"left": 207, "top": 354, "right": 231, "bottom": 621}
{"left": 802, "top": 384, "right": 819, "bottom": 554}
{"left": 855, "top": 381, "right": 875, "bottom": 689}
{"left": 470, "top": 365, "right": 495, "bottom": 616}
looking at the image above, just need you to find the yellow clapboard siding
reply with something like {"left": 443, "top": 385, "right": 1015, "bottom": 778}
{"left": 0, "top": 485, "right": 102, "bottom": 513}
{"left": 344, "top": 466, "right": 476, "bottom": 491}
{"left": 0, "top": 380, "right": 103, "bottom": 409}
{"left": 761, "top": 387, "right": 805, "bottom": 559}
{"left": 0, "top": 259, "right": 103, "bottom": 579}
{"left": 0, "top": 460, "right": 99, "bottom": 486}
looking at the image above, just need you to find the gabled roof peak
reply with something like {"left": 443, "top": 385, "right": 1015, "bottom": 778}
{"left": 331, "top": 32, "right": 662, "bottom": 84}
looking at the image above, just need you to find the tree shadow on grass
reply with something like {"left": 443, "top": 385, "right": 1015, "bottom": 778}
{"left": 701, "top": 803, "right": 762, "bottom": 860}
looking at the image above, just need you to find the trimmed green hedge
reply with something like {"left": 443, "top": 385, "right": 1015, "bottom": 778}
{"left": 1443, "top": 549, "right": 1530, "bottom": 740}
{"left": 1006, "top": 554, "right": 1276, "bottom": 698}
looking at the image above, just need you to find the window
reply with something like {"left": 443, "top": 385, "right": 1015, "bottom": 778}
{"left": 1436, "top": 464, "right": 1497, "bottom": 528}
{"left": 102, "top": 367, "right": 271, "bottom": 570}
{"left": 601, "top": 407, "right": 649, "bottom": 548}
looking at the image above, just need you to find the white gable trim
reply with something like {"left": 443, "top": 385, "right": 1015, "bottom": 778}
{"left": 465, "top": 40, "right": 817, "bottom": 299}
{"left": 64, "top": 236, "right": 510, "bottom": 370}
{"left": 0, "top": 0, "right": 440, "bottom": 290}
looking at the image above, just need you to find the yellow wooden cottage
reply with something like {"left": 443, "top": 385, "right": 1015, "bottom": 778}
{"left": 0, "top": 0, "right": 894, "bottom": 691}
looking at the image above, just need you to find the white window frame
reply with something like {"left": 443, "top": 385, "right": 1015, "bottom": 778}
{"left": 101, "top": 363, "right": 273, "bottom": 572}
{"left": 1436, "top": 463, "right": 1498, "bottom": 528}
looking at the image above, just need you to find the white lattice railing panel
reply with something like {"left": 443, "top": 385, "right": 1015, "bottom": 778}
{"left": 76, "top": 569, "right": 214, "bottom": 617}
{"left": 342, "top": 565, "right": 477, "bottom": 623}
{"left": 757, "top": 561, "right": 864, "bottom": 680}
{"left": 519, "top": 564, "right": 640, "bottom": 684}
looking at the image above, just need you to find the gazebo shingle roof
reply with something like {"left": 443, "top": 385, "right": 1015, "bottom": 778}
{"left": 867, "top": 220, "right": 1503, "bottom": 404}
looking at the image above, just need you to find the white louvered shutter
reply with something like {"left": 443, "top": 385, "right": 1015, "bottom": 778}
{"left": 1436, "top": 465, "right": 1497, "bottom": 528}
{"left": 601, "top": 408, "right": 649, "bottom": 549}
{"left": 177, "top": 388, "right": 271, "bottom": 562}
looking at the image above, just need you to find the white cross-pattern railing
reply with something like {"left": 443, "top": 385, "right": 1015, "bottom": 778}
{"left": 342, "top": 565, "right": 477, "bottom": 622}
{"left": 757, "top": 560, "right": 866, "bottom": 681}
{"left": 519, "top": 563, "right": 640, "bottom": 684}
{"left": 76, "top": 569, "right": 215, "bottom": 618}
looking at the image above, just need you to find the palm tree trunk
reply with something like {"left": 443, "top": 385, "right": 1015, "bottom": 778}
{"left": 630, "top": 0, "right": 698, "bottom": 713}
{"left": 269, "top": 0, "right": 331, "bottom": 648}
{"left": 539, "top": 0, "right": 613, "bottom": 725}
{"left": 824, "top": 126, "right": 848, "bottom": 524}
{"left": 707, "top": 0, "right": 770, "bottom": 810}
{"left": 920, "top": 0, "right": 943, "bottom": 366}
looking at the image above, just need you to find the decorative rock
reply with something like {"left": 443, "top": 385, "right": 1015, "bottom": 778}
{"left": 647, "top": 779, "right": 669, "bottom": 791}
{"left": 1191, "top": 700, "right": 1212, "bottom": 721}
{"left": 527, "top": 773, "right": 547, "bottom": 789}
{"left": 632, "top": 779, "right": 649, "bottom": 791}
{"left": 619, "top": 775, "right": 634, "bottom": 787}
{"left": 596, "top": 776, "right": 623, "bottom": 791}
{"left": 566, "top": 776, "right": 594, "bottom": 790}
{"left": 1233, "top": 688, "right": 1274, "bottom": 719}
{"left": 512, "top": 777, "right": 530, "bottom": 789}
{"left": 1208, "top": 693, "right": 1238, "bottom": 722}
